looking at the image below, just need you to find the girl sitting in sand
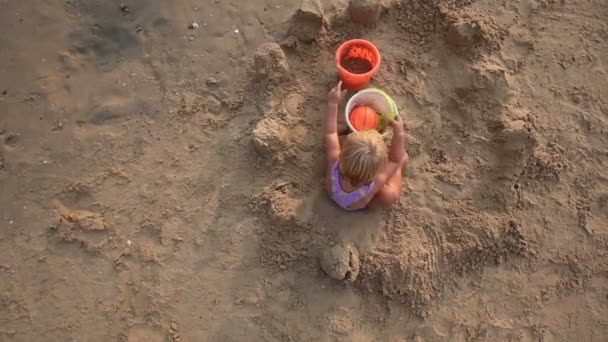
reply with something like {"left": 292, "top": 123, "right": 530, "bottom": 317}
{"left": 324, "top": 81, "right": 409, "bottom": 210}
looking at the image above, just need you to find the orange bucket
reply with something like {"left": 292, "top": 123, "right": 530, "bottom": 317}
{"left": 335, "top": 39, "right": 381, "bottom": 91}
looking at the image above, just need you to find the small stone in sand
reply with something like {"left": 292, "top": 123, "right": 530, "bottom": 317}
{"left": 119, "top": 4, "right": 129, "bottom": 14}
{"left": 189, "top": 22, "right": 199, "bottom": 29}
{"left": 52, "top": 121, "right": 63, "bottom": 131}
{"left": 206, "top": 77, "right": 220, "bottom": 86}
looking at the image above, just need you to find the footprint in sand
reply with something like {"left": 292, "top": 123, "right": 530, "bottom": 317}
{"left": 3, "top": 133, "right": 19, "bottom": 150}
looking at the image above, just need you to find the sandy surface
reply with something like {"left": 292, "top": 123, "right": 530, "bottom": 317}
{"left": 1, "top": 0, "right": 608, "bottom": 341}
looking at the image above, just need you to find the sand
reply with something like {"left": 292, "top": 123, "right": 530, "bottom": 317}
{"left": 1, "top": 0, "right": 608, "bottom": 341}
{"left": 320, "top": 244, "right": 361, "bottom": 282}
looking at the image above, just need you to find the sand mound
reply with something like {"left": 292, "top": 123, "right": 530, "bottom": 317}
{"left": 256, "top": 183, "right": 304, "bottom": 226}
{"left": 320, "top": 244, "right": 360, "bottom": 282}
{"left": 348, "top": 0, "right": 383, "bottom": 26}
{"left": 445, "top": 11, "right": 503, "bottom": 52}
{"left": 252, "top": 117, "right": 294, "bottom": 162}
{"left": 386, "top": 0, "right": 502, "bottom": 52}
{"left": 56, "top": 205, "right": 106, "bottom": 232}
{"left": 491, "top": 119, "right": 537, "bottom": 181}
{"left": 359, "top": 215, "right": 532, "bottom": 317}
{"left": 250, "top": 91, "right": 307, "bottom": 163}
{"left": 253, "top": 182, "right": 321, "bottom": 273}
{"left": 446, "top": 20, "right": 482, "bottom": 47}
{"left": 289, "top": 0, "right": 324, "bottom": 43}
{"left": 251, "top": 43, "right": 290, "bottom": 87}
{"left": 48, "top": 200, "right": 110, "bottom": 254}
{"left": 250, "top": 42, "right": 310, "bottom": 163}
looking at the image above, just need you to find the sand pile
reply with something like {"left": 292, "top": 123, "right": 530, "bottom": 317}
{"left": 251, "top": 42, "right": 291, "bottom": 87}
{"left": 320, "top": 244, "right": 360, "bottom": 282}
{"left": 358, "top": 212, "right": 532, "bottom": 316}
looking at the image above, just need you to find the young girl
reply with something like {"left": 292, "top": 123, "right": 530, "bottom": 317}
{"left": 324, "top": 81, "right": 409, "bottom": 210}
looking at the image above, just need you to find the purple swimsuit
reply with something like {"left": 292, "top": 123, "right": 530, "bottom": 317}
{"left": 330, "top": 162, "right": 374, "bottom": 211}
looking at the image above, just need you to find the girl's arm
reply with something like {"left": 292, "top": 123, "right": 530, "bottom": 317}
{"left": 367, "top": 117, "right": 406, "bottom": 194}
{"left": 324, "top": 81, "right": 347, "bottom": 164}
{"left": 324, "top": 102, "right": 340, "bottom": 163}
{"left": 387, "top": 117, "right": 405, "bottom": 163}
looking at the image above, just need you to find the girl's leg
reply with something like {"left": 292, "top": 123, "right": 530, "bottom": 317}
{"left": 369, "top": 156, "right": 408, "bottom": 207}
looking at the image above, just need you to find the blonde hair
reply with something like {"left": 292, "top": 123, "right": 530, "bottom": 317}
{"left": 339, "top": 130, "right": 387, "bottom": 185}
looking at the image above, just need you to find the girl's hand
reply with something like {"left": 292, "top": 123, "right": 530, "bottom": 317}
{"left": 389, "top": 115, "right": 404, "bottom": 134}
{"left": 328, "top": 81, "right": 347, "bottom": 105}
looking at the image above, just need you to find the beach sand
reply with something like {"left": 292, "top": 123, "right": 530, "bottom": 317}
{"left": 1, "top": 0, "right": 607, "bottom": 340}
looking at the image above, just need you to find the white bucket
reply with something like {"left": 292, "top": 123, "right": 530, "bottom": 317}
{"left": 344, "top": 88, "right": 399, "bottom": 138}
